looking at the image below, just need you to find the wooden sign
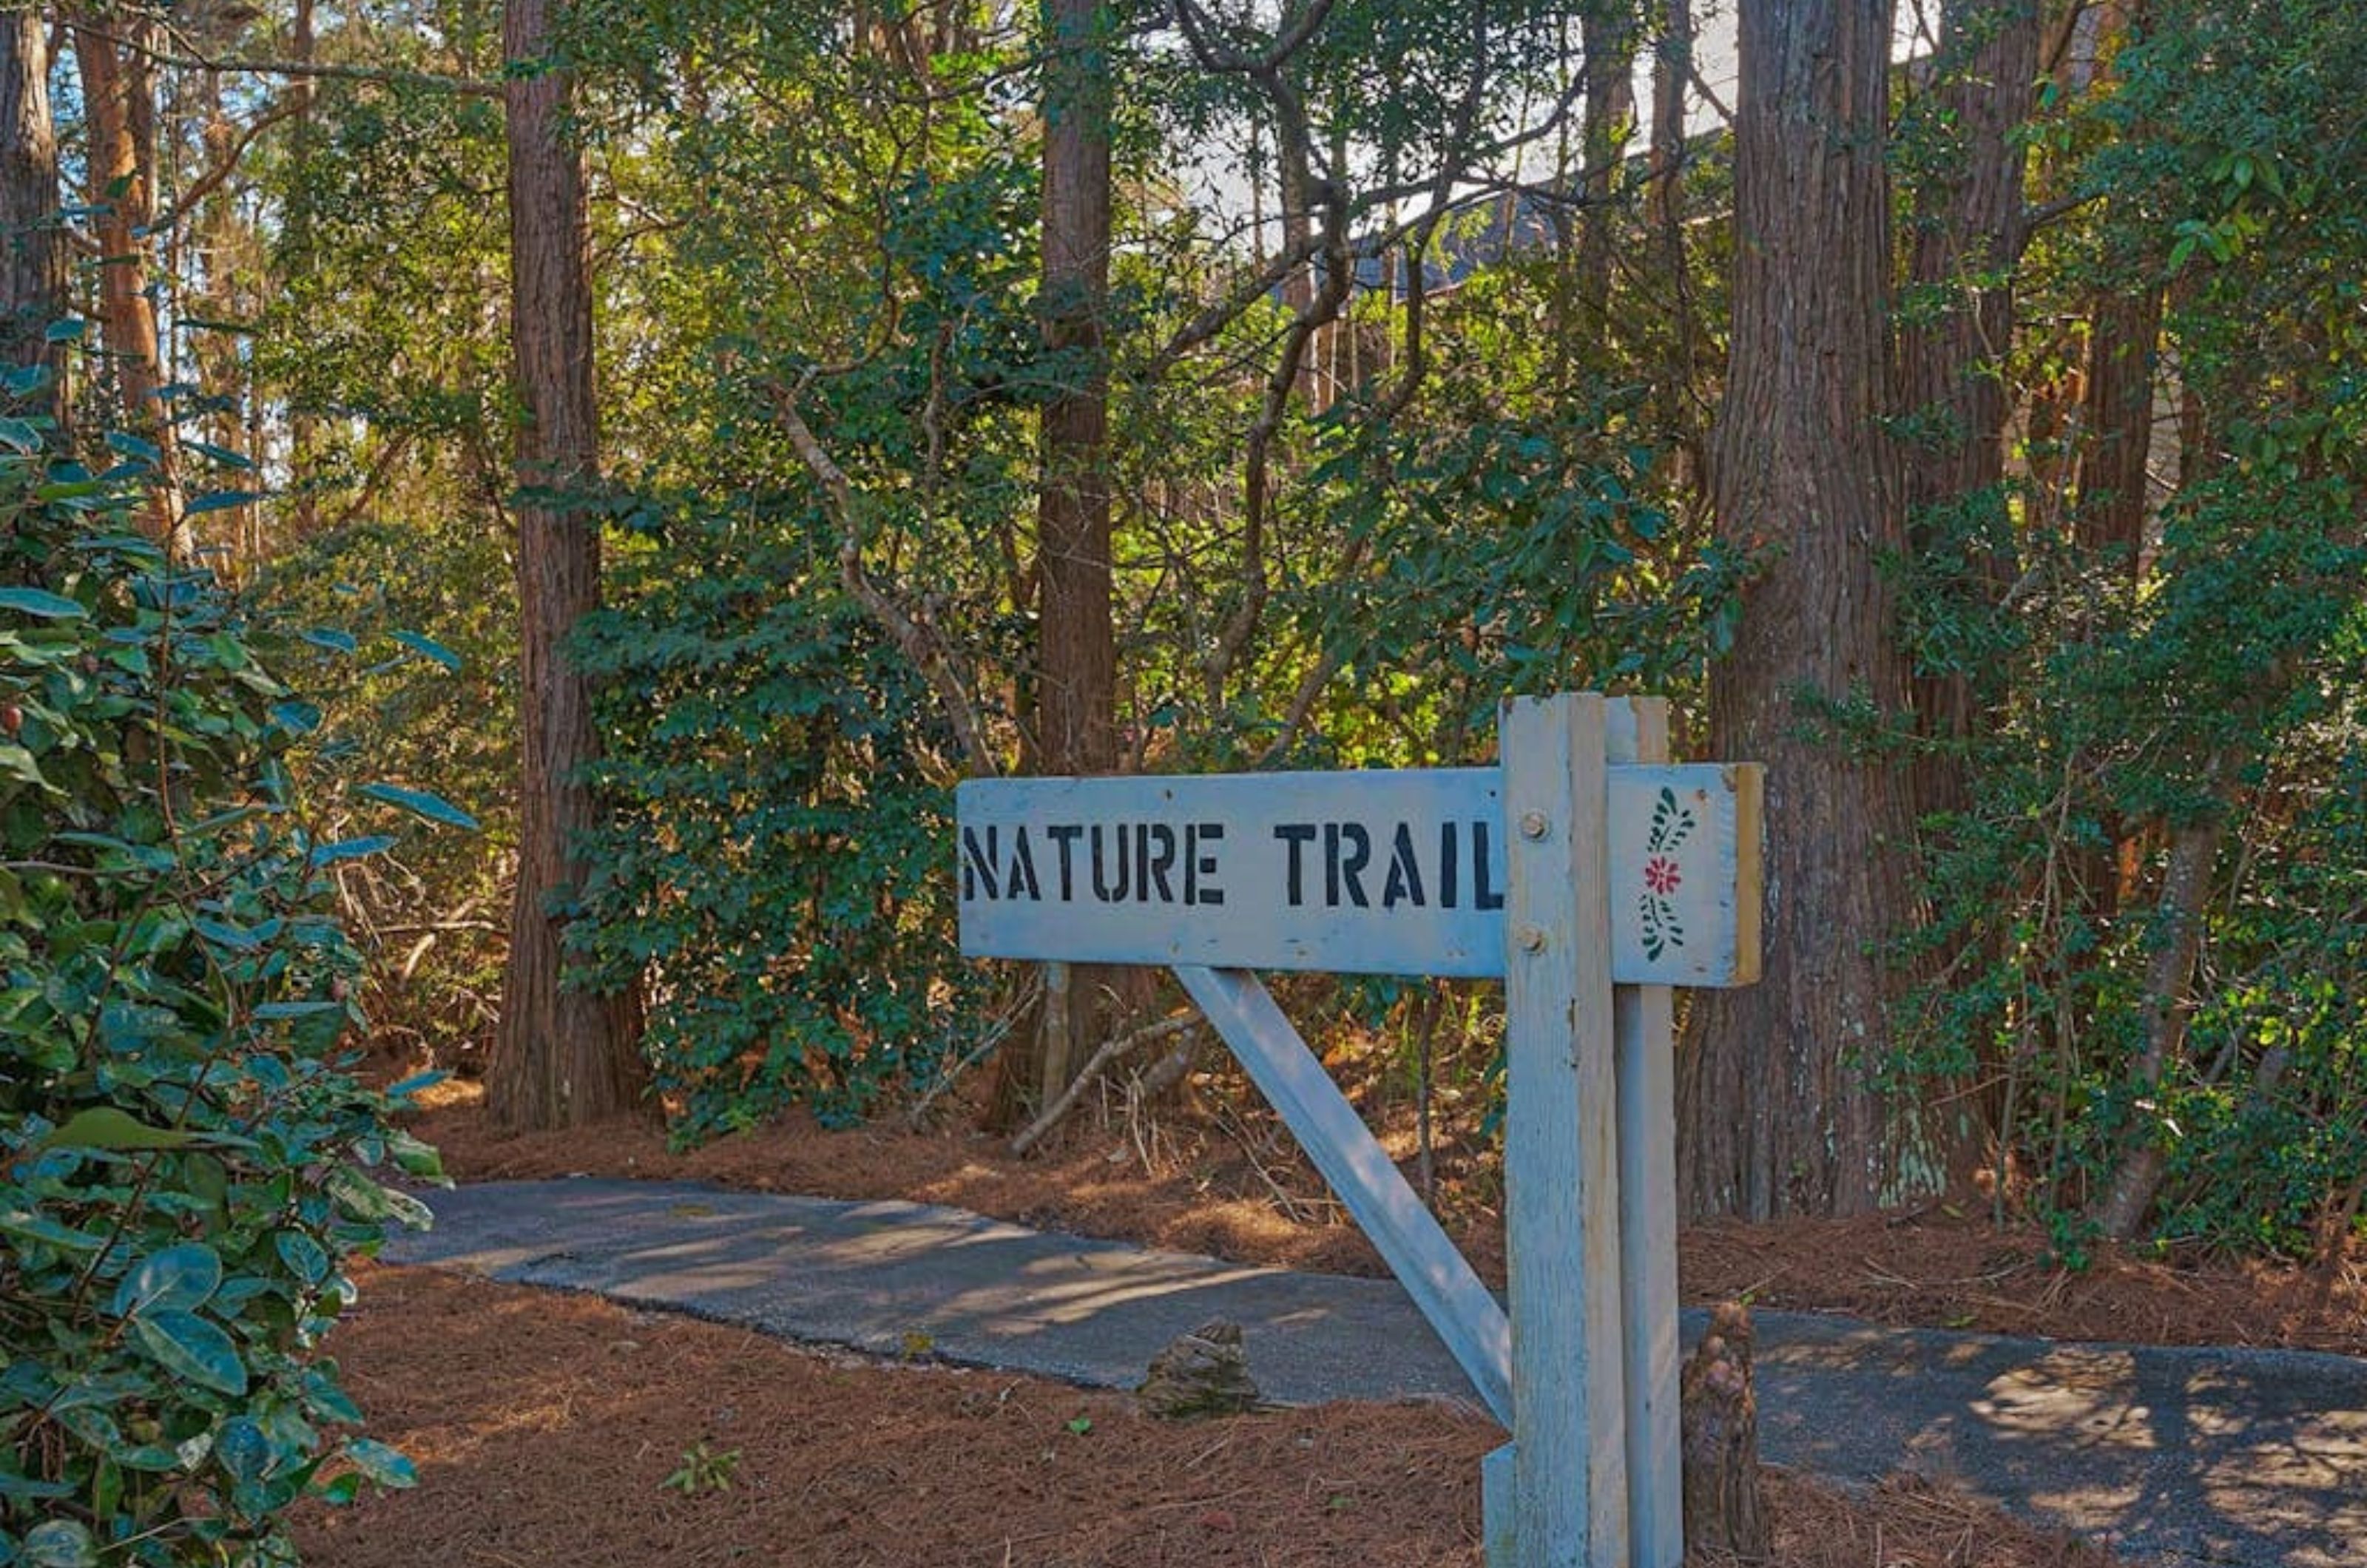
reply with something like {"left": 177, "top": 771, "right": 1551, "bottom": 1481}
{"left": 956, "top": 764, "right": 1760, "bottom": 986}
{"left": 958, "top": 697, "right": 1762, "bottom": 1568}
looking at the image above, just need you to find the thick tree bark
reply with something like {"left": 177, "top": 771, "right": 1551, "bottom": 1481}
{"left": 1898, "top": 0, "right": 2040, "bottom": 821}
{"left": 1680, "top": 0, "right": 1925, "bottom": 1219}
{"left": 487, "top": 0, "right": 645, "bottom": 1132}
{"left": 2073, "top": 278, "right": 2162, "bottom": 568}
{"left": 70, "top": 14, "right": 183, "bottom": 548}
{"left": 0, "top": 11, "right": 64, "bottom": 419}
{"left": 1012, "top": 0, "right": 1122, "bottom": 1115}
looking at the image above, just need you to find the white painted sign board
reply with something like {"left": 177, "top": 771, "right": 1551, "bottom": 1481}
{"left": 957, "top": 697, "right": 1764, "bottom": 1568}
{"left": 957, "top": 764, "right": 1760, "bottom": 987}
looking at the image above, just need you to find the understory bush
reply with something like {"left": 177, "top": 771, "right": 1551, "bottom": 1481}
{"left": 570, "top": 500, "right": 994, "bottom": 1140}
{"left": 1, "top": 429, "right": 439, "bottom": 1564}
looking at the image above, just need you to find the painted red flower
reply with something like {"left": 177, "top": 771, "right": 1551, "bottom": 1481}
{"left": 1644, "top": 856, "right": 1681, "bottom": 896}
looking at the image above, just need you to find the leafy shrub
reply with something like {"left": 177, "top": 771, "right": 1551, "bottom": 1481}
{"left": 570, "top": 501, "right": 993, "bottom": 1140}
{"left": 1, "top": 442, "right": 439, "bottom": 1564}
{"left": 254, "top": 515, "right": 519, "bottom": 1072}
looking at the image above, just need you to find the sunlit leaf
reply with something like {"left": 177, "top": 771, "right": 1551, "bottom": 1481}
{"left": 357, "top": 782, "right": 480, "bottom": 831}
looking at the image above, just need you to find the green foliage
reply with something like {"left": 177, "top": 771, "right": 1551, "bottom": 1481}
{"left": 1897, "top": 0, "right": 2367, "bottom": 1252}
{"left": 251, "top": 516, "right": 519, "bottom": 1071}
{"left": 660, "top": 1441, "right": 741, "bottom": 1497}
{"left": 569, "top": 499, "right": 993, "bottom": 1140}
{"left": 0, "top": 445, "right": 438, "bottom": 1564}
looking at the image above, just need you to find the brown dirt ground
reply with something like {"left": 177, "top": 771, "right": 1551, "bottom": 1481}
{"left": 312, "top": 1068, "right": 2358, "bottom": 1566}
{"left": 297, "top": 1262, "right": 2121, "bottom": 1568}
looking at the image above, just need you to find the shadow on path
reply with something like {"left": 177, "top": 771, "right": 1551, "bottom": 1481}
{"left": 390, "top": 1180, "right": 2366, "bottom": 1568}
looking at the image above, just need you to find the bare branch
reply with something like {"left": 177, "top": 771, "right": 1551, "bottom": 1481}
{"left": 771, "top": 385, "right": 999, "bottom": 779}
{"left": 157, "top": 98, "right": 302, "bottom": 230}
{"left": 1009, "top": 1011, "right": 1201, "bottom": 1156}
{"left": 87, "top": 22, "right": 499, "bottom": 95}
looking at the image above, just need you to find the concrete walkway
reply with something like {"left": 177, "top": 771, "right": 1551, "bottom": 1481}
{"left": 387, "top": 1179, "right": 2367, "bottom": 1568}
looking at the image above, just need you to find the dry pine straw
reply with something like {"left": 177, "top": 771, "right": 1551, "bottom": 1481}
{"left": 295, "top": 1263, "right": 2122, "bottom": 1568}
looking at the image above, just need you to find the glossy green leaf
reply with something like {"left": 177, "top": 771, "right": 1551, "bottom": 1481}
{"left": 112, "top": 1241, "right": 223, "bottom": 1317}
{"left": 183, "top": 439, "right": 256, "bottom": 470}
{"left": 0, "top": 587, "right": 87, "bottom": 620}
{"left": 356, "top": 782, "right": 479, "bottom": 831}
{"left": 43, "top": 1106, "right": 197, "bottom": 1151}
{"left": 275, "top": 1229, "right": 330, "bottom": 1285}
{"left": 342, "top": 1438, "right": 416, "bottom": 1490}
{"left": 214, "top": 1416, "right": 273, "bottom": 1486}
{"left": 23, "top": 1518, "right": 98, "bottom": 1568}
{"left": 185, "top": 489, "right": 265, "bottom": 517}
{"left": 104, "top": 430, "right": 163, "bottom": 466}
{"left": 388, "top": 629, "right": 464, "bottom": 671}
{"left": 314, "top": 834, "right": 397, "bottom": 865}
{"left": 131, "top": 1308, "right": 247, "bottom": 1396}
{"left": 0, "top": 1209, "right": 105, "bottom": 1252}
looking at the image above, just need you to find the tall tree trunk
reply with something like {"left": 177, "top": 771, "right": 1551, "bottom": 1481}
{"left": 1013, "top": 0, "right": 1121, "bottom": 1115}
{"left": 0, "top": 9, "right": 64, "bottom": 422}
{"left": 289, "top": 0, "right": 320, "bottom": 535}
{"left": 1646, "top": 0, "right": 1701, "bottom": 465}
{"left": 488, "top": 0, "right": 645, "bottom": 1131}
{"left": 2073, "top": 279, "right": 2161, "bottom": 568}
{"left": 1680, "top": 0, "right": 1925, "bottom": 1219}
{"left": 1898, "top": 0, "right": 2039, "bottom": 822}
{"left": 1573, "top": 0, "right": 1638, "bottom": 331}
{"left": 70, "top": 14, "right": 183, "bottom": 549}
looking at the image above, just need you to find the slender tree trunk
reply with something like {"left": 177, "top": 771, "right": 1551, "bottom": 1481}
{"left": 0, "top": 9, "right": 64, "bottom": 422}
{"left": 2091, "top": 805, "right": 2225, "bottom": 1238}
{"left": 70, "top": 13, "right": 183, "bottom": 548}
{"left": 1007, "top": 0, "right": 1122, "bottom": 1117}
{"left": 1573, "top": 0, "right": 1638, "bottom": 331}
{"left": 289, "top": 0, "right": 320, "bottom": 535}
{"left": 1680, "top": 0, "right": 1924, "bottom": 1219}
{"left": 487, "top": 0, "right": 645, "bottom": 1131}
{"left": 1898, "top": 0, "right": 2039, "bottom": 821}
{"left": 1646, "top": 0, "right": 1701, "bottom": 466}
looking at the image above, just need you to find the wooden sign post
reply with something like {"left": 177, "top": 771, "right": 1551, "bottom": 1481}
{"left": 958, "top": 694, "right": 1762, "bottom": 1568}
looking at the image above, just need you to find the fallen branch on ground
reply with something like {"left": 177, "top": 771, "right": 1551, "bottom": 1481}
{"left": 1009, "top": 1012, "right": 1202, "bottom": 1157}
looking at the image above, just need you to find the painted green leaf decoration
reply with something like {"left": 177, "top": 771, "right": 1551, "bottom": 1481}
{"left": 357, "top": 782, "right": 480, "bottom": 831}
